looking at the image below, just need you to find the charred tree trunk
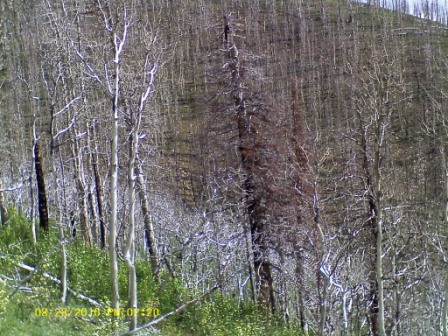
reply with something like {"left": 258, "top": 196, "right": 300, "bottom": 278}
{"left": 0, "top": 180, "right": 8, "bottom": 225}
{"left": 290, "top": 83, "right": 311, "bottom": 332}
{"left": 295, "top": 252, "right": 308, "bottom": 333}
{"left": 363, "top": 138, "right": 380, "bottom": 336}
{"left": 93, "top": 158, "right": 106, "bottom": 248}
{"left": 369, "top": 262, "right": 380, "bottom": 336}
{"left": 91, "top": 121, "right": 106, "bottom": 248}
{"left": 34, "top": 140, "right": 49, "bottom": 232}
{"left": 228, "top": 41, "right": 275, "bottom": 313}
{"left": 361, "top": 123, "right": 385, "bottom": 336}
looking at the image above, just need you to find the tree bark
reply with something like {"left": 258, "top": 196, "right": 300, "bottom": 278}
{"left": 0, "top": 180, "right": 8, "bottom": 225}
{"left": 228, "top": 41, "right": 275, "bottom": 313}
{"left": 135, "top": 164, "right": 159, "bottom": 282}
{"left": 441, "top": 147, "right": 448, "bottom": 336}
{"left": 34, "top": 140, "right": 49, "bottom": 232}
{"left": 125, "top": 46, "right": 157, "bottom": 329}
{"left": 109, "top": 32, "right": 121, "bottom": 315}
{"left": 52, "top": 151, "right": 67, "bottom": 303}
{"left": 443, "top": 277, "right": 448, "bottom": 336}
{"left": 361, "top": 119, "right": 386, "bottom": 336}
{"left": 91, "top": 121, "right": 106, "bottom": 248}
{"left": 106, "top": 8, "right": 128, "bottom": 315}
{"left": 126, "top": 129, "right": 138, "bottom": 331}
{"left": 72, "top": 132, "right": 93, "bottom": 245}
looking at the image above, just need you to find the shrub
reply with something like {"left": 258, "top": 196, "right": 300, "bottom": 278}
{"left": 0, "top": 283, "right": 9, "bottom": 317}
{"left": 167, "top": 293, "right": 305, "bottom": 336}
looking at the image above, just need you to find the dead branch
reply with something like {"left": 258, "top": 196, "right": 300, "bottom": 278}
{"left": 116, "top": 284, "right": 220, "bottom": 336}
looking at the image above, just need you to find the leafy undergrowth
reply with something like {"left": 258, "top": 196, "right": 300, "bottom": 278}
{"left": 163, "top": 294, "right": 307, "bottom": 336}
{"left": 0, "top": 286, "right": 102, "bottom": 336}
{"left": 0, "top": 208, "right": 307, "bottom": 336}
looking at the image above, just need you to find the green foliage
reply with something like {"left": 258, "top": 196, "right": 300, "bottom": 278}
{"left": 157, "top": 274, "right": 188, "bottom": 312}
{"left": 135, "top": 260, "right": 159, "bottom": 309}
{"left": 0, "top": 208, "right": 35, "bottom": 279}
{"left": 165, "top": 294, "right": 305, "bottom": 336}
{"left": 0, "top": 208, "right": 306, "bottom": 335}
{"left": 0, "top": 289, "right": 101, "bottom": 336}
{"left": 66, "top": 242, "right": 111, "bottom": 303}
{"left": 0, "top": 206, "right": 33, "bottom": 246}
{"left": 0, "top": 283, "right": 8, "bottom": 317}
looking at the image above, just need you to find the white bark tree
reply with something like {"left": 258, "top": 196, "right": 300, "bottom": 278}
{"left": 125, "top": 57, "right": 157, "bottom": 331}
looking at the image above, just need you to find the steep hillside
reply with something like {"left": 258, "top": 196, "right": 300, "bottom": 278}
{"left": 0, "top": 1, "right": 447, "bottom": 335}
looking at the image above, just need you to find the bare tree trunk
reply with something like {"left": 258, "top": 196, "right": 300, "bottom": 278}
{"left": 391, "top": 254, "right": 400, "bottom": 336}
{"left": 441, "top": 147, "right": 448, "bottom": 336}
{"left": 443, "top": 277, "right": 448, "bottom": 336}
{"left": 242, "top": 217, "right": 256, "bottom": 303}
{"left": 109, "top": 35, "right": 121, "bottom": 315}
{"left": 318, "top": 269, "right": 329, "bottom": 336}
{"left": 0, "top": 180, "right": 8, "bottom": 225}
{"left": 363, "top": 135, "right": 381, "bottom": 336}
{"left": 373, "top": 122, "right": 386, "bottom": 336}
{"left": 30, "top": 126, "right": 37, "bottom": 243}
{"left": 34, "top": 139, "right": 49, "bottom": 232}
{"left": 290, "top": 79, "right": 312, "bottom": 334}
{"left": 126, "top": 127, "right": 138, "bottom": 331}
{"left": 125, "top": 48, "right": 157, "bottom": 330}
{"left": 228, "top": 40, "right": 274, "bottom": 313}
{"left": 106, "top": 12, "right": 128, "bottom": 315}
{"left": 361, "top": 118, "right": 386, "bottom": 336}
{"left": 91, "top": 121, "right": 106, "bottom": 248}
{"left": 51, "top": 150, "right": 67, "bottom": 303}
{"left": 71, "top": 129, "right": 93, "bottom": 245}
{"left": 135, "top": 164, "right": 159, "bottom": 282}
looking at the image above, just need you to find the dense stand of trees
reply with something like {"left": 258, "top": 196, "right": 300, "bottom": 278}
{"left": 0, "top": 0, "right": 447, "bottom": 335}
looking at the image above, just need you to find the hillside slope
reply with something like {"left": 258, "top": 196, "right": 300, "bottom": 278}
{"left": 0, "top": 1, "right": 447, "bottom": 335}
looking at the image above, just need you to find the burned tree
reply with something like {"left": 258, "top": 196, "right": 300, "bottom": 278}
{"left": 227, "top": 39, "right": 275, "bottom": 312}
{"left": 34, "top": 139, "right": 49, "bottom": 232}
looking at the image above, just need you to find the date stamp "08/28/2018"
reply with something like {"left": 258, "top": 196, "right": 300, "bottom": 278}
{"left": 34, "top": 307, "right": 161, "bottom": 318}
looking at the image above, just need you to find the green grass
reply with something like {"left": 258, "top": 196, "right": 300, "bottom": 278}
{"left": 0, "top": 209, "right": 306, "bottom": 336}
{"left": 1, "top": 302, "right": 92, "bottom": 335}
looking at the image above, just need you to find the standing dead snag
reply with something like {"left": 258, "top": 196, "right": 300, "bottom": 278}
{"left": 135, "top": 164, "right": 159, "bottom": 282}
{"left": 224, "top": 15, "right": 230, "bottom": 43}
{"left": 34, "top": 139, "right": 49, "bottom": 231}
{"left": 90, "top": 120, "right": 106, "bottom": 248}
{"left": 0, "top": 180, "right": 8, "bottom": 225}
{"left": 228, "top": 40, "right": 275, "bottom": 313}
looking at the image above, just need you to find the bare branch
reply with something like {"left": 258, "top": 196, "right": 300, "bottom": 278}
{"left": 116, "top": 284, "right": 220, "bottom": 336}
{"left": 0, "top": 183, "right": 23, "bottom": 192}
{"left": 14, "top": 262, "right": 102, "bottom": 307}
{"left": 54, "top": 96, "right": 82, "bottom": 117}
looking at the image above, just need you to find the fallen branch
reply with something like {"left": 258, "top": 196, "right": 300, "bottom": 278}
{"left": 9, "top": 256, "right": 47, "bottom": 298}
{"left": 0, "top": 182, "right": 23, "bottom": 192}
{"left": 116, "top": 284, "right": 220, "bottom": 336}
{"left": 15, "top": 262, "right": 102, "bottom": 307}
{"left": 117, "top": 247, "right": 233, "bottom": 335}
